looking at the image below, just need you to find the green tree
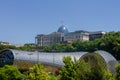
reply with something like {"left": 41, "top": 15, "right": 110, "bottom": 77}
{"left": 27, "top": 63, "right": 50, "bottom": 80}
{"left": 115, "top": 64, "right": 120, "bottom": 80}
{"left": 103, "top": 70, "right": 115, "bottom": 80}
{"left": 52, "top": 43, "right": 66, "bottom": 52}
{"left": 72, "top": 40, "right": 86, "bottom": 51}
{"left": 97, "top": 32, "right": 120, "bottom": 60}
{"left": 60, "top": 56, "right": 91, "bottom": 80}
{"left": 65, "top": 44, "right": 76, "bottom": 52}
{"left": 0, "top": 65, "right": 25, "bottom": 80}
{"left": 42, "top": 46, "right": 52, "bottom": 52}
{"left": 60, "top": 55, "right": 114, "bottom": 80}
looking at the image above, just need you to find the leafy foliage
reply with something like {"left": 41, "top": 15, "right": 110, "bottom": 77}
{"left": 103, "top": 70, "right": 115, "bottom": 80}
{"left": 0, "top": 62, "right": 117, "bottom": 80}
{"left": 60, "top": 56, "right": 115, "bottom": 80}
{"left": 115, "top": 64, "right": 120, "bottom": 80}
{"left": 49, "top": 74, "right": 58, "bottom": 80}
{"left": 26, "top": 63, "right": 50, "bottom": 80}
{"left": 60, "top": 56, "right": 91, "bottom": 80}
{"left": 0, "top": 65, "right": 25, "bottom": 80}
{"left": 97, "top": 32, "right": 120, "bottom": 60}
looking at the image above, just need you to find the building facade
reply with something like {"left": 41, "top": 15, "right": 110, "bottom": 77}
{"left": 35, "top": 32, "right": 64, "bottom": 46}
{"left": 89, "top": 31, "right": 106, "bottom": 40}
{"left": 64, "top": 30, "right": 89, "bottom": 42}
{"left": 0, "top": 41, "right": 10, "bottom": 45}
{"left": 35, "top": 25, "right": 105, "bottom": 46}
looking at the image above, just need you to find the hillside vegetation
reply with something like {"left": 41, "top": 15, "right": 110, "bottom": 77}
{"left": 0, "top": 32, "right": 120, "bottom": 60}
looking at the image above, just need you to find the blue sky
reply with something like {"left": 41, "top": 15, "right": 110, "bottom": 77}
{"left": 0, "top": 0, "right": 120, "bottom": 44}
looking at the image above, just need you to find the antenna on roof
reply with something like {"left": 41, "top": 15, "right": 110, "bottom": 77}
{"left": 60, "top": 20, "right": 64, "bottom": 26}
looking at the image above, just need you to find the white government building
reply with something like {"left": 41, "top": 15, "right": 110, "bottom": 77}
{"left": 35, "top": 25, "right": 105, "bottom": 46}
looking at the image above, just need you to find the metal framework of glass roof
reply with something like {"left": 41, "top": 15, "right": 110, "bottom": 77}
{"left": 0, "top": 49, "right": 118, "bottom": 74}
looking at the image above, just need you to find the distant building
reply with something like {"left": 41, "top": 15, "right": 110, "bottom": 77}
{"left": 35, "top": 25, "right": 106, "bottom": 46}
{"left": 0, "top": 41, "right": 10, "bottom": 45}
{"left": 89, "top": 31, "right": 106, "bottom": 40}
{"left": 35, "top": 32, "right": 64, "bottom": 46}
{"left": 64, "top": 30, "right": 89, "bottom": 42}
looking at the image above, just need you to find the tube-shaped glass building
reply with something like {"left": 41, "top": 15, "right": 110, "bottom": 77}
{"left": 0, "top": 49, "right": 118, "bottom": 74}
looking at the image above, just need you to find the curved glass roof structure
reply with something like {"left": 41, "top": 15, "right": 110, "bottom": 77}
{"left": 95, "top": 50, "right": 118, "bottom": 74}
{"left": 0, "top": 49, "right": 118, "bottom": 74}
{"left": 0, "top": 50, "right": 14, "bottom": 67}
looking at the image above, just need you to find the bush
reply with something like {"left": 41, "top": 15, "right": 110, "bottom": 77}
{"left": 0, "top": 65, "right": 25, "bottom": 80}
{"left": 26, "top": 63, "right": 50, "bottom": 80}
{"left": 59, "top": 56, "right": 115, "bottom": 80}
{"left": 60, "top": 56, "right": 91, "bottom": 80}
{"left": 115, "top": 64, "right": 120, "bottom": 80}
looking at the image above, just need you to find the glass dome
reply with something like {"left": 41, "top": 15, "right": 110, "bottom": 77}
{"left": 57, "top": 25, "right": 69, "bottom": 34}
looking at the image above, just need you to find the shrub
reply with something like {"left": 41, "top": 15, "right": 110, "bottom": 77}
{"left": 26, "top": 63, "right": 50, "bottom": 80}
{"left": 0, "top": 65, "right": 25, "bottom": 80}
